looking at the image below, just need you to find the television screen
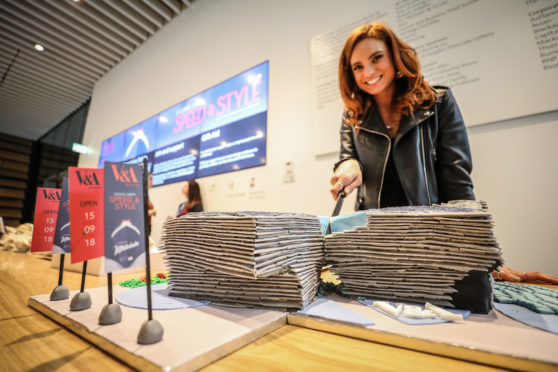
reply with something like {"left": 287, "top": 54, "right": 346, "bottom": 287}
{"left": 98, "top": 61, "right": 269, "bottom": 187}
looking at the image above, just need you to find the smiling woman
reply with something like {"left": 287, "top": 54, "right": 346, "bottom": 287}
{"left": 329, "top": 21, "right": 475, "bottom": 211}
{"left": 349, "top": 38, "right": 397, "bottom": 106}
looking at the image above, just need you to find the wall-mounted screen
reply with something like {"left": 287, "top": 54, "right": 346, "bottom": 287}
{"left": 98, "top": 61, "right": 269, "bottom": 187}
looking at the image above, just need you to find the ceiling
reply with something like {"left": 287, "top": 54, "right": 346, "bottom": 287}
{"left": 0, "top": 0, "right": 195, "bottom": 140}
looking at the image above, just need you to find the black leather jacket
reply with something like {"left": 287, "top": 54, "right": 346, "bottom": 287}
{"left": 335, "top": 86, "right": 474, "bottom": 210}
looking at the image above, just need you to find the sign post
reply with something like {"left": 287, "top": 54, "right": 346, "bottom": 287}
{"left": 51, "top": 177, "right": 71, "bottom": 300}
{"left": 137, "top": 158, "right": 163, "bottom": 344}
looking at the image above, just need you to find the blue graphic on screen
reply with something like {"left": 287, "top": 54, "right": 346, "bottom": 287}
{"left": 98, "top": 61, "right": 269, "bottom": 187}
{"left": 99, "top": 136, "right": 125, "bottom": 164}
{"left": 125, "top": 153, "right": 153, "bottom": 174}
{"left": 123, "top": 117, "right": 158, "bottom": 159}
{"left": 198, "top": 112, "right": 266, "bottom": 178}
{"left": 151, "top": 135, "right": 200, "bottom": 185}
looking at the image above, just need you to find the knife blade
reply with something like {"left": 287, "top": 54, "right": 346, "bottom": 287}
{"left": 332, "top": 190, "right": 346, "bottom": 217}
{"left": 325, "top": 190, "right": 346, "bottom": 235}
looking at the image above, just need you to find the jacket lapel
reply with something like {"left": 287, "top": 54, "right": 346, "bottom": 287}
{"left": 359, "top": 104, "right": 436, "bottom": 140}
{"left": 395, "top": 108, "right": 435, "bottom": 142}
{"left": 360, "top": 107, "right": 388, "bottom": 134}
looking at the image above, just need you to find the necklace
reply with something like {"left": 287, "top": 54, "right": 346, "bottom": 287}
{"left": 384, "top": 118, "right": 400, "bottom": 138}
{"left": 384, "top": 119, "right": 399, "bottom": 130}
{"left": 378, "top": 106, "right": 401, "bottom": 135}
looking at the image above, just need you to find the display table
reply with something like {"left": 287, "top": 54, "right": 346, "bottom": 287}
{"left": 289, "top": 294, "right": 558, "bottom": 371}
{"left": 29, "top": 286, "right": 286, "bottom": 371}
{"left": 1, "top": 249, "right": 557, "bottom": 371}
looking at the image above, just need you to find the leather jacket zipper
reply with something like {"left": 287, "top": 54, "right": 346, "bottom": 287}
{"left": 355, "top": 126, "right": 390, "bottom": 208}
{"left": 417, "top": 106, "right": 436, "bottom": 206}
{"left": 420, "top": 125, "right": 432, "bottom": 205}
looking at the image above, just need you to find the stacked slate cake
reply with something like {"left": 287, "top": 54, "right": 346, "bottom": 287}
{"left": 159, "top": 211, "right": 324, "bottom": 310}
{"left": 324, "top": 205, "right": 502, "bottom": 309}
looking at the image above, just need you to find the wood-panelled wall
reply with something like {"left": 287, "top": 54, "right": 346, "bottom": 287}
{"left": 0, "top": 133, "right": 32, "bottom": 227}
{"left": 37, "top": 144, "right": 79, "bottom": 186}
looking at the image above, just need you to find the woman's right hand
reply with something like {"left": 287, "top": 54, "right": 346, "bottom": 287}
{"left": 330, "top": 159, "right": 362, "bottom": 200}
{"left": 493, "top": 266, "right": 558, "bottom": 284}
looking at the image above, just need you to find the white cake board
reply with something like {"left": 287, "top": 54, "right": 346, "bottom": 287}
{"left": 288, "top": 294, "right": 558, "bottom": 371}
{"left": 29, "top": 285, "right": 286, "bottom": 371}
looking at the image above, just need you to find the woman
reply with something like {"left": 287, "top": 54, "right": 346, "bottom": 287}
{"left": 175, "top": 179, "right": 203, "bottom": 217}
{"left": 329, "top": 22, "right": 474, "bottom": 210}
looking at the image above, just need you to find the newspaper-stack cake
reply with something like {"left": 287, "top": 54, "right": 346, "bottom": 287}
{"left": 159, "top": 212, "right": 324, "bottom": 310}
{"left": 324, "top": 205, "right": 502, "bottom": 309}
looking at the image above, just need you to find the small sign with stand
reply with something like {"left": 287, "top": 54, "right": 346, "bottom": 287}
{"left": 30, "top": 188, "right": 61, "bottom": 255}
{"left": 100, "top": 161, "right": 146, "bottom": 325}
{"left": 68, "top": 167, "right": 105, "bottom": 311}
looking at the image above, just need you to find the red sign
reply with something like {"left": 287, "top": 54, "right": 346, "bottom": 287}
{"left": 30, "top": 188, "right": 61, "bottom": 253}
{"left": 69, "top": 167, "right": 105, "bottom": 264}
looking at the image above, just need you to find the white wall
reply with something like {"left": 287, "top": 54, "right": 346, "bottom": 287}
{"left": 468, "top": 111, "right": 558, "bottom": 275}
{"left": 80, "top": 0, "right": 558, "bottom": 275}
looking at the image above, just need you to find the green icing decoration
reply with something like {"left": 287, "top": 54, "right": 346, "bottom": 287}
{"left": 120, "top": 276, "right": 168, "bottom": 288}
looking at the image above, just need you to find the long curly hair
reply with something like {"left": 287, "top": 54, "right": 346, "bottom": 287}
{"left": 339, "top": 22, "right": 437, "bottom": 128}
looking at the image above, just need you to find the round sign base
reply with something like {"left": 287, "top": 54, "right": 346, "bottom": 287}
{"left": 70, "top": 291, "right": 91, "bottom": 311}
{"left": 50, "top": 285, "right": 69, "bottom": 301}
{"left": 98, "top": 303, "right": 122, "bottom": 325}
{"left": 137, "top": 319, "right": 164, "bottom": 344}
